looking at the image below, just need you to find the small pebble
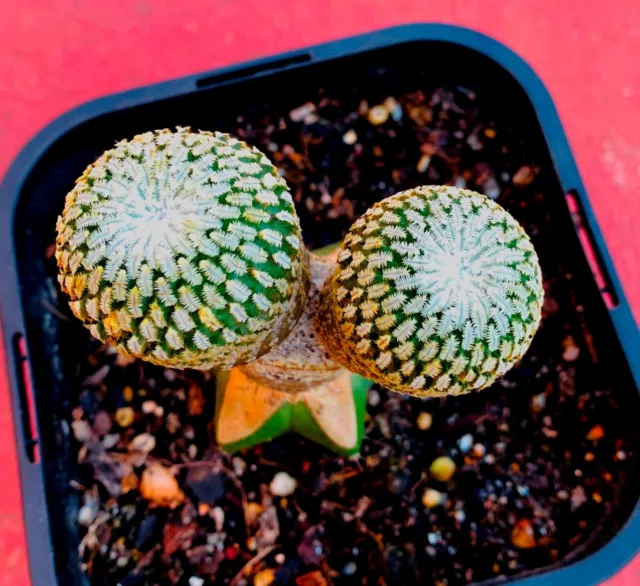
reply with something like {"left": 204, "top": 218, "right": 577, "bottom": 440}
{"left": 232, "top": 457, "right": 246, "bottom": 477}
{"left": 141, "top": 400, "right": 158, "bottom": 414}
{"left": 454, "top": 510, "right": 466, "bottom": 523}
{"left": 269, "top": 472, "right": 297, "bottom": 496}
{"left": 422, "top": 488, "right": 444, "bottom": 508}
{"left": 121, "top": 472, "right": 139, "bottom": 494}
{"left": 368, "top": 390, "right": 381, "bottom": 407}
{"left": 513, "top": 165, "right": 535, "bottom": 186}
{"left": 511, "top": 519, "right": 537, "bottom": 549}
{"left": 368, "top": 105, "right": 389, "bottom": 125}
{"left": 417, "top": 412, "right": 433, "bottom": 430}
{"left": 72, "top": 420, "right": 92, "bottom": 443}
{"left": 571, "top": 486, "right": 587, "bottom": 510}
{"left": 275, "top": 553, "right": 286, "bottom": 565}
{"left": 616, "top": 450, "right": 627, "bottom": 461}
{"left": 416, "top": 154, "right": 431, "bottom": 173}
{"left": 472, "top": 443, "right": 486, "bottom": 458}
{"left": 342, "top": 562, "right": 357, "bottom": 576}
{"left": 212, "top": 506, "right": 225, "bottom": 532}
{"left": 384, "top": 97, "right": 403, "bottom": 121}
{"left": 154, "top": 405, "right": 164, "bottom": 418}
{"left": 166, "top": 413, "right": 180, "bottom": 434}
{"left": 557, "top": 490, "right": 569, "bottom": 500}
{"left": 93, "top": 411, "right": 112, "bottom": 435}
{"left": 427, "top": 533, "right": 439, "bottom": 545}
{"left": 123, "top": 386, "right": 134, "bottom": 402}
{"left": 254, "top": 568, "right": 275, "bottom": 586}
{"left": 485, "top": 454, "right": 496, "bottom": 465}
{"left": 189, "top": 578, "right": 205, "bottom": 586}
{"left": 78, "top": 503, "right": 97, "bottom": 526}
{"left": 429, "top": 457, "right": 456, "bottom": 482}
{"left": 587, "top": 424, "right": 605, "bottom": 441}
{"left": 562, "top": 336, "right": 580, "bottom": 362}
{"left": 484, "top": 176, "right": 501, "bottom": 200}
{"left": 531, "top": 393, "right": 546, "bottom": 412}
{"left": 290, "top": 102, "right": 316, "bottom": 122}
{"left": 115, "top": 407, "right": 135, "bottom": 428}
{"left": 129, "top": 433, "right": 156, "bottom": 454}
{"left": 458, "top": 434, "right": 473, "bottom": 453}
{"left": 102, "top": 433, "right": 120, "bottom": 449}
{"left": 342, "top": 129, "right": 358, "bottom": 145}
{"left": 467, "top": 134, "right": 483, "bottom": 151}
{"left": 140, "top": 464, "right": 184, "bottom": 508}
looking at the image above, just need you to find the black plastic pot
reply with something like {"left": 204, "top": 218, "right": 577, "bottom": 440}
{"left": 0, "top": 24, "right": 638, "bottom": 586}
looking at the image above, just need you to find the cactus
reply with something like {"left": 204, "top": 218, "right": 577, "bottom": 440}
{"left": 56, "top": 126, "right": 544, "bottom": 455}
{"left": 318, "top": 185, "right": 544, "bottom": 397}
{"left": 55, "top": 128, "right": 309, "bottom": 370}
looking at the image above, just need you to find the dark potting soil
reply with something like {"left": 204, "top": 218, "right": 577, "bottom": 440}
{"left": 51, "top": 86, "right": 636, "bottom": 586}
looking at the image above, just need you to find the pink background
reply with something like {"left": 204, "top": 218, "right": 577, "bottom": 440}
{"left": 0, "top": 1, "right": 638, "bottom": 584}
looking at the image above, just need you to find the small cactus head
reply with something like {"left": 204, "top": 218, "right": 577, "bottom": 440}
{"left": 56, "top": 128, "right": 309, "bottom": 370}
{"left": 319, "top": 185, "right": 544, "bottom": 397}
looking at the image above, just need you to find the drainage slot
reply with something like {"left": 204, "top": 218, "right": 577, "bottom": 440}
{"left": 196, "top": 53, "right": 312, "bottom": 88}
{"left": 12, "top": 333, "right": 40, "bottom": 463}
{"left": 565, "top": 190, "right": 618, "bottom": 309}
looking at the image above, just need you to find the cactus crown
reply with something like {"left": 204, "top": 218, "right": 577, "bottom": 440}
{"left": 56, "top": 128, "right": 308, "bottom": 370}
{"left": 319, "top": 185, "right": 544, "bottom": 397}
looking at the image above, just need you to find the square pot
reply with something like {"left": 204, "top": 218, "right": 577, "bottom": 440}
{"left": 0, "top": 24, "right": 638, "bottom": 586}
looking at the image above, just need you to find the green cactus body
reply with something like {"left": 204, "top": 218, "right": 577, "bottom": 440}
{"left": 319, "top": 185, "right": 544, "bottom": 397}
{"left": 56, "top": 128, "right": 309, "bottom": 370}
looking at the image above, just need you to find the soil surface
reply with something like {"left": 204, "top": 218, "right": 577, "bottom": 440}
{"left": 56, "top": 85, "right": 636, "bottom": 586}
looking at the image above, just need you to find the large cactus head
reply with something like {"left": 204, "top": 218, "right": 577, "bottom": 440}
{"left": 319, "top": 185, "right": 544, "bottom": 397}
{"left": 56, "top": 128, "right": 309, "bottom": 370}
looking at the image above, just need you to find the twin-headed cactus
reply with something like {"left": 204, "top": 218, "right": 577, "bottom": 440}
{"left": 56, "top": 128, "right": 543, "bottom": 452}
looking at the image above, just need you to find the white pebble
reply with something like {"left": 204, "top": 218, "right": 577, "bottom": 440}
{"left": 232, "top": 457, "right": 247, "bottom": 477}
{"left": 188, "top": 577, "right": 205, "bottom": 586}
{"left": 141, "top": 400, "right": 157, "bottom": 414}
{"left": 129, "top": 433, "right": 156, "bottom": 454}
{"left": 72, "top": 420, "right": 92, "bottom": 443}
{"left": 102, "top": 433, "right": 120, "bottom": 449}
{"left": 275, "top": 553, "right": 286, "bottom": 564}
{"left": 343, "top": 129, "right": 358, "bottom": 145}
{"left": 563, "top": 344, "right": 580, "bottom": 362}
{"left": 531, "top": 394, "right": 546, "bottom": 412}
{"left": 290, "top": 102, "right": 316, "bottom": 122}
{"left": 212, "top": 507, "right": 225, "bottom": 532}
{"left": 368, "top": 390, "right": 381, "bottom": 407}
{"left": 270, "top": 472, "right": 297, "bottom": 496}
{"left": 78, "top": 504, "right": 97, "bottom": 526}
{"left": 458, "top": 434, "right": 473, "bottom": 453}
{"left": 472, "top": 443, "right": 486, "bottom": 458}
